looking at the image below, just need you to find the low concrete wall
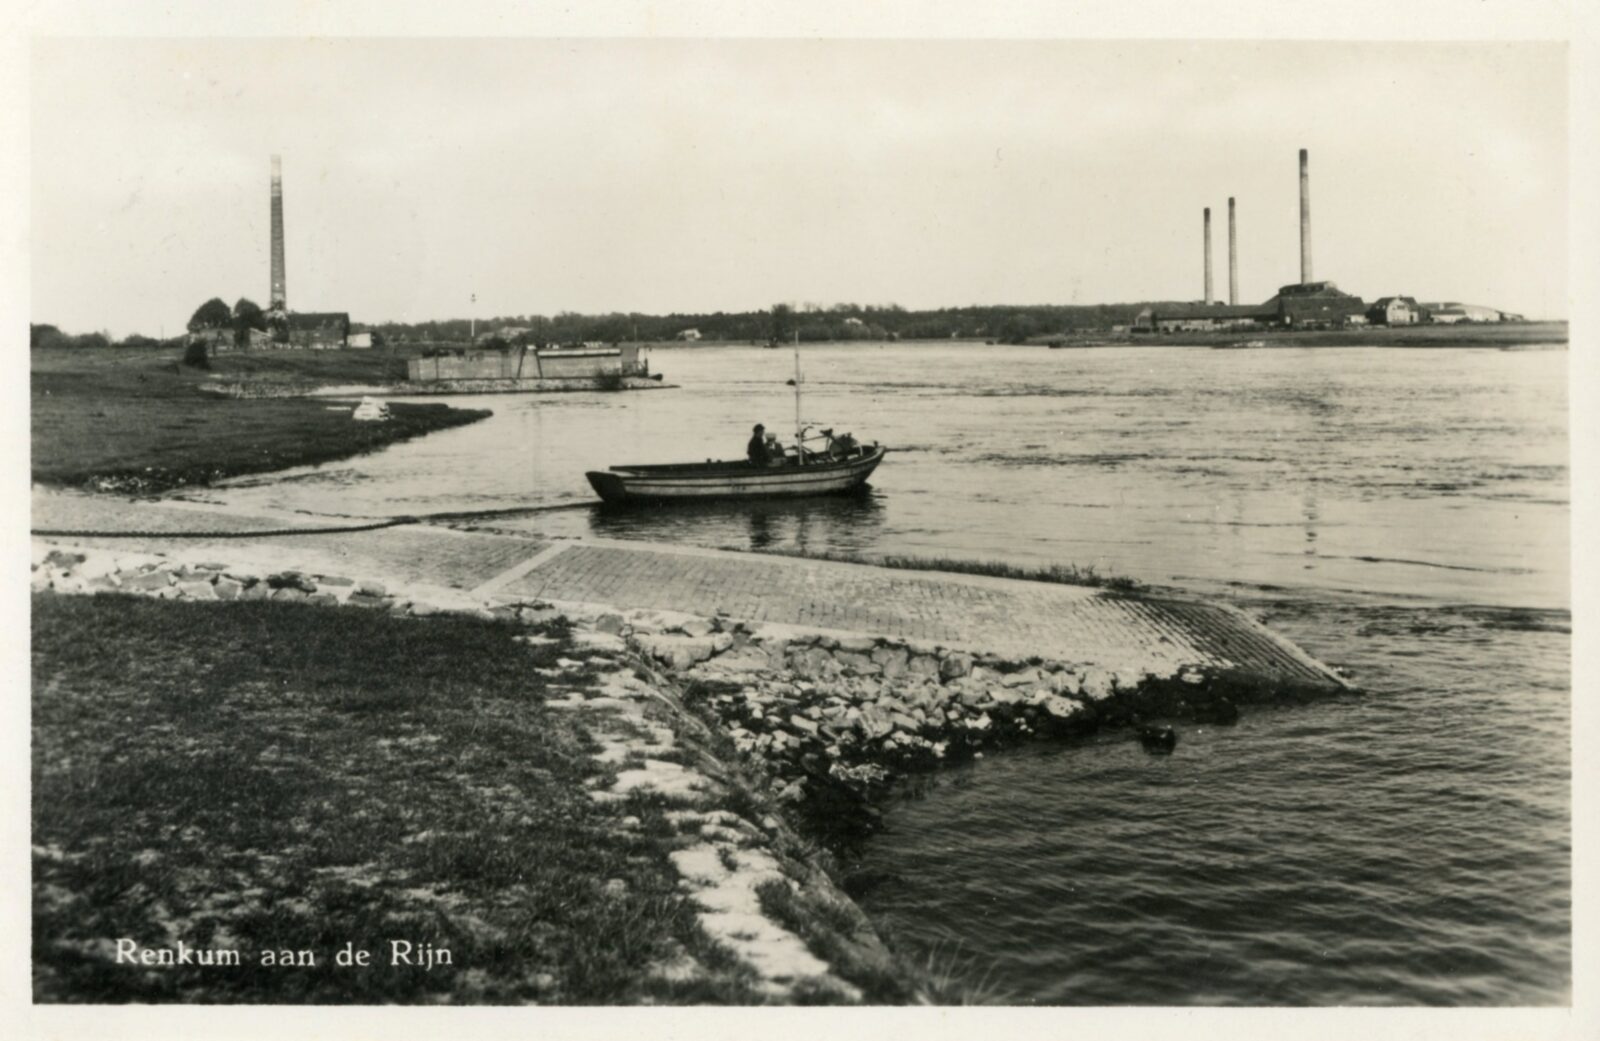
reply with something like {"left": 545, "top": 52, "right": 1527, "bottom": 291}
{"left": 407, "top": 345, "right": 646, "bottom": 382}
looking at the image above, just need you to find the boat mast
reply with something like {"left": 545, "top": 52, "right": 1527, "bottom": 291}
{"left": 792, "top": 328, "right": 802, "bottom": 464}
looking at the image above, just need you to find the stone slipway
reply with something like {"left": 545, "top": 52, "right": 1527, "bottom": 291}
{"left": 31, "top": 489, "right": 1347, "bottom": 693}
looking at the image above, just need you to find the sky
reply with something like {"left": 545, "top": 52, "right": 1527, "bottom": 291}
{"left": 30, "top": 37, "right": 1567, "bottom": 336}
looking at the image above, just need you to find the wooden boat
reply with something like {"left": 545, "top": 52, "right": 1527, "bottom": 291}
{"left": 587, "top": 436, "right": 886, "bottom": 503}
{"left": 587, "top": 329, "right": 886, "bottom": 504}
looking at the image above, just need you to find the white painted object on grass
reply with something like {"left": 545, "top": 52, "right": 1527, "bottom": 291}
{"left": 351, "top": 396, "right": 391, "bottom": 422}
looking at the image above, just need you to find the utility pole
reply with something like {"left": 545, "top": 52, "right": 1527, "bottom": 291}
{"left": 470, "top": 293, "right": 476, "bottom": 344}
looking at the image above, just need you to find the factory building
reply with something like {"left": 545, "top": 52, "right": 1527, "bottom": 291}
{"left": 1141, "top": 304, "right": 1273, "bottom": 332}
{"left": 1367, "top": 296, "right": 1424, "bottom": 325}
{"left": 1258, "top": 281, "right": 1366, "bottom": 328}
{"left": 260, "top": 155, "right": 352, "bottom": 348}
{"left": 1135, "top": 150, "right": 1366, "bottom": 333}
{"left": 1422, "top": 302, "right": 1507, "bottom": 324}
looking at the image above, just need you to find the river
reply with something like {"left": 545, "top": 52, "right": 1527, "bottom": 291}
{"left": 194, "top": 342, "right": 1570, "bottom": 1004}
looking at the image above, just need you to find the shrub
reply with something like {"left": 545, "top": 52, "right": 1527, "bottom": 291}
{"left": 182, "top": 339, "right": 211, "bottom": 369}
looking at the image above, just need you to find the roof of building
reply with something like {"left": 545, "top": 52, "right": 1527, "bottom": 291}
{"left": 1274, "top": 280, "right": 1351, "bottom": 298}
{"left": 1153, "top": 304, "right": 1275, "bottom": 321}
{"left": 1369, "top": 296, "right": 1421, "bottom": 309}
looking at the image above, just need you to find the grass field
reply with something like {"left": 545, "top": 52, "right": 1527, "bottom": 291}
{"left": 30, "top": 593, "right": 771, "bottom": 1004}
{"left": 206, "top": 348, "right": 412, "bottom": 384}
{"left": 31, "top": 346, "right": 488, "bottom": 493}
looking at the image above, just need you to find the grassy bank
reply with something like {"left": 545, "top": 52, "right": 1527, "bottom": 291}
{"left": 207, "top": 348, "right": 411, "bottom": 384}
{"left": 32, "top": 346, "right": 488, "bottom": 493}
{"left": 30, "top": 593, "right": 771, "bottom": 1004}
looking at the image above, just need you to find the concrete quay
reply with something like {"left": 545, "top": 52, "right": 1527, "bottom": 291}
{"left": 31, "top": 489, "right": 1346, "bottom": 693}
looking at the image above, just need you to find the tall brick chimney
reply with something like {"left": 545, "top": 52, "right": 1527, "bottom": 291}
{"left": 1203, "top": 207, "right": 1213, "bottom": 304}
{"left": 270, "top": 155, "right": 286, "bottom": 310}
{"left": 1299, "top": 148, "right": 1312, "bottom": 285}
{"left": 1228, "top": 196, "right": 1238, "bottom": 305}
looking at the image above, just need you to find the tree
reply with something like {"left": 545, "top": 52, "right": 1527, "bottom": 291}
{"left": 771, "top": 303, "right": 794, "bottom": 345}
{"left": 187, "top": 297, "right": 232, "bottom": 333}
{"left": 232, "top": 297, "right": 266, "bottom": 346}
{"left": 233, "top": 297, "right": 266, "bottom": 331}
{"left": 30, "top": 323, "right": 63, "bottom": 349}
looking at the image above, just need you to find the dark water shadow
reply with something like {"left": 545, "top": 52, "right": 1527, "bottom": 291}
{"left": 586, "top": 486, "right": 890, "bottom": 555}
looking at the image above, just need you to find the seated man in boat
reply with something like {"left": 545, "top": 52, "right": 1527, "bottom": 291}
{"left": 748, "top": 423, "right": 773, "bottom": 466}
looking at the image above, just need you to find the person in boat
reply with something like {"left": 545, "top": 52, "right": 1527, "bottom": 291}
{"left": 748, "top": 423, "right": 773, "bottom": 465}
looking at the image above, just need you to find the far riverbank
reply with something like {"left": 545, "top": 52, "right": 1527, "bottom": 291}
{"left": 638, "top": 321, "right": 1567, "bottom": 350}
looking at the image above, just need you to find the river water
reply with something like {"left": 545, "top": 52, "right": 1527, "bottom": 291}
{"left": 196, "top": 343, "right": 1569, "bottom": 1005}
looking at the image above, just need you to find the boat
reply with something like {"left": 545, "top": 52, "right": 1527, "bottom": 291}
{"left": 1213, "top": 339, "right": 1268, "bottom": 350}
{"left": 586, "top": 430, "right": 886, "bottom": 503}
{"left": 586, "top": 328, "right": 886, "bottom": 503}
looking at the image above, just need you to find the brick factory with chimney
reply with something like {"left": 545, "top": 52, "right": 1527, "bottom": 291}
{"left": 1138, "top": 147, "right": 1366, "bottom": 333}
{"left": 262, "top": 154, "right": 351, "bottom": 349}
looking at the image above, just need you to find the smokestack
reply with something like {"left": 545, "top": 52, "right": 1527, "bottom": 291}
{"left": 270, "top": 155, "right": 286, "bottom": 310}
{"left": 1203, "top": 207, "right": 1213, "bottom": 304}
{"left": 1299, "top": 148, "right": 1312, "bottom": 285}
{"left": 1228, "top": 196, "right": 1238, "bottom": 305}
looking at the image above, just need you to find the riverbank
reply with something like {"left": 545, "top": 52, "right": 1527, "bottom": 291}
{"left": 30, "top": 559, "right": 929, "bottom": 1004}
{"left": 31, "top": 346, "right": 490, "bottom": 494}
{"left": 30, "top": 490, "right": 1353, "bottom": 1003}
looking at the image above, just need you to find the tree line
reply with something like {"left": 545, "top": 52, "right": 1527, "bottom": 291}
{"left": 34, "top": 299, "right": 1194, "bottom": 350}
{"left": 371, "top": 301, "right": 1182, "bottom": 347}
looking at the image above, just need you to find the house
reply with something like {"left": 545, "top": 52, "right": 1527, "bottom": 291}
{"left": 283, "top": 312, "right": 350, "bottom": 349}
{"left": 676, "top": 328, "right": 702, "bottom": 341}
{"left": 842, "top": 317, "right": 863, "bottom": 327}
{"left": 347, "top": 332, "right": 373, "bottom": 349}
{"left": 1366, "top": 296, "right": 1424, "bottom": 326}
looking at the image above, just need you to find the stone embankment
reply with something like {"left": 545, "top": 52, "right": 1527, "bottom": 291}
{"left": 197, "top": 376, "right": 673, "bottom": 399}
{"left": 626, "top": 612, "right": 1339, "bottom": 821}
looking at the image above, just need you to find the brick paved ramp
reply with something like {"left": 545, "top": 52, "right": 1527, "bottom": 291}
{"left": 502, "top": 541, "right": 1345, "bottom": 688}
{"left": 31, "top": 488, "right": 1344, "bottom": 689}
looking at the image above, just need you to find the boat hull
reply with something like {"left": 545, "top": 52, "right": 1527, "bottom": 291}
{"left": 587, "top": 447, "right": 886, "bottom": 503}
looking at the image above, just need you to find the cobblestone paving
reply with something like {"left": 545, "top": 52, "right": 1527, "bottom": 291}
{"left": 505, "top": 543, "right": 1339, "bottom": 683}
{"left": 31, "top": 488, "right": 1340, "bottom": 685}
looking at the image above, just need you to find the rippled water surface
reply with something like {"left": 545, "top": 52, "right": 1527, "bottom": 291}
{"left": 196, "top": 343, "right": 1570, "bottom": 1004}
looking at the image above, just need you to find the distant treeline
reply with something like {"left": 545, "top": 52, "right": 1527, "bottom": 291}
{"left": 31, "top": 324, "right": 185, "bottom": 351}
{"left": 368, "top": 302, "right": 1191, "bottom": 346}
{"left": 32, "top": 301, "right": 1196, "bottom": 351}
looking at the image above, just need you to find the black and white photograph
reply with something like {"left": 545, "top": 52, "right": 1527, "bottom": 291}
{"left": 8, "top": 2, "right": 1591, "bottom": 1035}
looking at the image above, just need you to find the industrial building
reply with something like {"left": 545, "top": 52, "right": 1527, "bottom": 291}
{"left": 1138, "top": 148, "right": 1368, "bottom": 333}
{"left": 1422, "top": 302, "right": 1511, "bottom": 323}
{"left": 1258, "top": 281, "right": 1366, "bottom": 328}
